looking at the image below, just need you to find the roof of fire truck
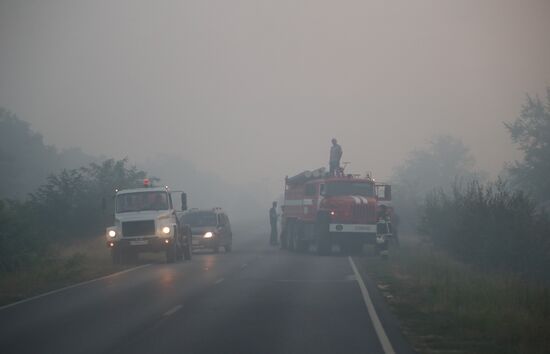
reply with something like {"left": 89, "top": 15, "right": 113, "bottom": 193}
{"left": 285, "top": 167, "right": 376, "bottom": 186}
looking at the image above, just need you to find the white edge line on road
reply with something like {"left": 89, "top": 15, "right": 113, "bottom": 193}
{"left": 163, "top": 304, "right": 182, "bottom": 317}
{"left": 348, "top": 256, "right": 396, "bottom": 354}
{"left": 0, "top": 263, "right": 152, "bottom": 311}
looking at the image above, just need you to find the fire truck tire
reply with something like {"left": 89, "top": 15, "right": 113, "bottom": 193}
{"left": 294, "top": 221, "right": 308, "bottom": 252}
{"left": 280, "top": 230, "right": 288, "bottom": 250}
{"left": 315, "top": 214, "right": 331, "bottom": 255}
{"left": 288, "top": 222, "right": 296, "bottom": 252}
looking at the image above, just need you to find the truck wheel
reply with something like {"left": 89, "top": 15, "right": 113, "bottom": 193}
{"left": 287, "top": 220, "right": 296, "bottom": 252}
{"left": 111, "top": 248, "right": 122, "bottom": 265}
{"left": 316, "top": 214, "right": 331, "bottom": 256}
{"left": 183, "top": 242, "right": 192, "bottom": 260}
{"left": 176, "top": 241, "right": 183, "bottom": 261}
{"left": 166, "top": 243, "right": 176, "bottom": 263}
{"left": 294, "top": 221, "right": 308, "bottom": 253}
{"left": 280, "top": 227, "right": 288, "bottom": 250}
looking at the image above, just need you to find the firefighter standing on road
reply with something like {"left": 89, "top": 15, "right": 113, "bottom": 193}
{"left": 329, "top": 138, "right": 343, "bottom": 176}
{"left": 269, "top": 201, "right": 278, "bottom": 245}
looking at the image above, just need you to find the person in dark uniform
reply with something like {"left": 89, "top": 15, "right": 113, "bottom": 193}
{"left": 269, "top": 201, "right": 278, "bottom": 245}
{"left": 329, "top": 138, "right": 343, "bottom": 176}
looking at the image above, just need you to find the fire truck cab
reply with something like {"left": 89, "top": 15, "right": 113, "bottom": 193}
{"left": 281, "top": 168, "right": 393, "bottom": 255}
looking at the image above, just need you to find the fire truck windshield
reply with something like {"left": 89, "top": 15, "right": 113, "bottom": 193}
{"left": 324, "top": 182, "right": 375, "bottom": 197}
{"left": 116, "top": 191, "right": 170, "bottom": 213}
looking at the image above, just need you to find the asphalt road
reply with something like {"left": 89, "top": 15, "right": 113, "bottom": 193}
{"left": 0, "top": 225, "right": 414, "bottom": 354}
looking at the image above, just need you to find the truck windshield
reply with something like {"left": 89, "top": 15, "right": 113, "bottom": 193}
{"left": 324, "top": 182, "right": 374, "bottom": 197}
{"left": 182, "top": 212, "right": 217, "bottom": 227}
{"left": 116, "top": 191, "right": 170, "bottom": 212}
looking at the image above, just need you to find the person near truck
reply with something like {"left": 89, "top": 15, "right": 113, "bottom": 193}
{"left": 329, "top": 138, "right": 343, "bottom": 176}
{"left": 269, "top": 201, "right": 278, "bottom": 245}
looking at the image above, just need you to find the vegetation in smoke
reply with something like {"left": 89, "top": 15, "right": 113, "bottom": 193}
{"left": 391, "top": 135, "right": 484, "bottom": 229}
{"left": 419, "top": 179, "right": 550, "bottom": 278}
{"left": 0, "top": 158, "right": 148, "bottom": 273}
{"left": 505, "top": 87, "right": 550, "bottom": 202}
{"left": 361, "top": 244, "right": 550, "bottom": 354}
{"left": 0, "top": 108, "right": 97, "bottom": 200}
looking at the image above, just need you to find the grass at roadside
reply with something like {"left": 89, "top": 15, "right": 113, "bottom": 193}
{"left": 0, "top": 235, "right": 147, "bottom": 307}
{"left": 359, "top": 236, "right": 550, "bottom": 354}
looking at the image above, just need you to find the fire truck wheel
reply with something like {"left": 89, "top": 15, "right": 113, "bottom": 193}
{"left": 315, "top": 214, "right": 331, "bottom": 255}
{"left": 293, "top": 222, "right": 308, "bottom": 252}
{"left": 280, "top": 231, "right": 288, "bottom": 250}
{"left": 287, "top": 220, "right": 296, "bottom": 252}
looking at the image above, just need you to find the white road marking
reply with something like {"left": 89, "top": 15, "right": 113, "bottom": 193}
{"left": 163, "top": 304, "right": 182, "bottom": 317}
{"left": 0, "top": 264, "right": 152, "bottom": 311}
{"left": 215, "top": 278, "right": 225, "bottom": 284}
{"left": 348, "top": 256, "right": 396, "bottom": 354}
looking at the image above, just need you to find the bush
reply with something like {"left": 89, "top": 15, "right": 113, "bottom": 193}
{"left": 420, "top": 180, "right": 550, "bottom": 279}
{"left": 0, "top": 200, "right": 48, "bottom": 272}
{"left": 0, "top": 158, "right": 148, "bottom": 273}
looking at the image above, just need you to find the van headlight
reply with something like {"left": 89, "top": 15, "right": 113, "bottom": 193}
{"left": 204, "top": 232, "right": 213, "bottom": 238}
{"left": 108, "top": 230, "right": 117, "bottom": 238}
{"left": 162, "top": 226, "right": 171, "bottom": 234}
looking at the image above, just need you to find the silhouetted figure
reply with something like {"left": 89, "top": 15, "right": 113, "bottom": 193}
{"left": 329, "top": 138, "right": 343, "bottom": 176}
{"left": 269, "top": 201, "right": 278, "bottom": 245}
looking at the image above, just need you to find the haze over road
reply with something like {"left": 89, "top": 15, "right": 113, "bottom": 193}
{"left": 0, "top": 224, "right": 412, "bottom": 354}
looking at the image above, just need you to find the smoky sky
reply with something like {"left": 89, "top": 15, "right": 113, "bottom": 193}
{"left": 1, "top": 0, "right": 549, "bottom": 197}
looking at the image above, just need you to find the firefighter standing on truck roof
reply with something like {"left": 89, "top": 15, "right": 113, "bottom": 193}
{"left": 269, "top": 201, "right": 278, "bottom": 245}
{"left": 329, "top": 138, "right": 343, "bottom": 176}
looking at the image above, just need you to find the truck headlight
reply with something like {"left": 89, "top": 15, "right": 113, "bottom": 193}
{"left": 204, "top": 231, "right": 213, "bottom": 238}
{"left": 162, "top": 226, "right": 171, "bottom": 234}
{"left": 108, "top": 230, "right": 117, "bottom": 238}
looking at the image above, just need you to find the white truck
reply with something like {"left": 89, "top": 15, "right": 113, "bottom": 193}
{"left": 105, "top": 183, "right": 192, "bottom": 264}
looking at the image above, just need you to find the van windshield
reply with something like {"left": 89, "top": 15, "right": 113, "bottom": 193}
{"left": 182, "top": 212, "right": 218, "bottom": 227}
{"left": 116, "top": 191, "right": 170, "bottom": 212}
{"left": 324, "top": 182, "right": 374, "bottom": 197}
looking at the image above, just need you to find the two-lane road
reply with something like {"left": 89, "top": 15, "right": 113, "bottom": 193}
{"left": 0, "top": 226, "right": 413, "bottom": 354}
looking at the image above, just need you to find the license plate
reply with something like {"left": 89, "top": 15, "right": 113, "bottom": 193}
{"left": 130, "top": 240, "right": 148, "bottom": 246}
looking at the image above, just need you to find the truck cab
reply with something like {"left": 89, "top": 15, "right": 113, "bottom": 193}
{"left": 105, "top": 184, "right": 192, "bottom": 263}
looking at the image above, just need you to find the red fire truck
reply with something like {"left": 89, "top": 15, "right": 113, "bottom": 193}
{"left": 280, "top": 167, "right": 394, "bottom": 255}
